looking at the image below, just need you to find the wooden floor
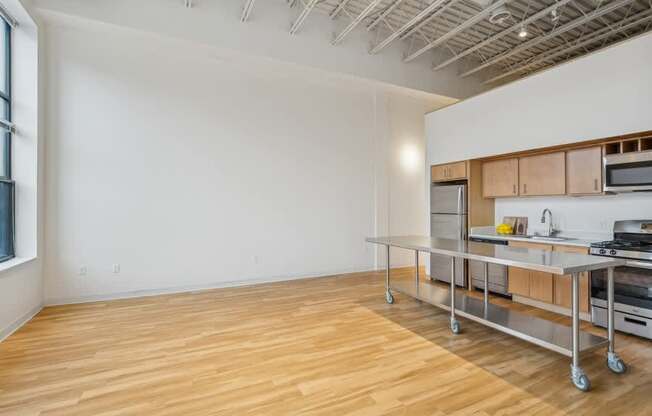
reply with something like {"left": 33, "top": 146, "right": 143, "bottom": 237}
{"left": 1, "top": 269, "right": 651, "bottom": 416}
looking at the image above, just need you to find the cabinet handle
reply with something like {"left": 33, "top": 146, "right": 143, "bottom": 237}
{"left": 513, "top": 184, "right": 517, "bottom": 194}
{"left": 523, "top": 184, "right": 527, "bottom": 194}
{"left": 594, "top": 179, "right": 599, "bottom": 191}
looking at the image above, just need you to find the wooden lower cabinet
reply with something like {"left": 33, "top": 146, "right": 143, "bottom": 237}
{"left": 507, "top": 241, "right": 553, "bottom": 303}
{"left": 508, "top": 242, "right": 590, "bottom": 312}
{"left": 508, "top": 266, "right": 530, "bottom": 297}
{"left": 552, "top": 245, "right": 590, "bottom": 312}
{"left": 530, "top": 271, "right": 554, "bottom": 303}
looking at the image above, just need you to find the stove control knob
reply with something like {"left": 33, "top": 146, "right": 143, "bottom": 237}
{"left": 610, "top": 249, "right": 617, "bottom": 255}
{"left": 599, "top": 249, "right": 607, "bottom": 255}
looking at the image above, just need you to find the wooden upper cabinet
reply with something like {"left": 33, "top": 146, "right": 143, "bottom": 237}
{"left": 482, "top": 158, "right": 519, "bottom": 198}
{"left": 431, "top": 161, "right": 467, "bottom": 182}
{"left": 566, "top": 147, "right": 603, "bottom": 195}
{"left": 519, "top": 152, "right": 566, "bottom": 196}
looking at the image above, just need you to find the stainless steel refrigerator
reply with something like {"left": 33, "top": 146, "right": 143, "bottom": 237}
{"left": 430, "top": 182, "right": 467, "bottom": 286}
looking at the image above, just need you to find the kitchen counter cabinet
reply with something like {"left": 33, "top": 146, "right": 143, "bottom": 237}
{"left": 519, "top": 152, "right": 566, "bottom": 196}
{"left": 507, "top": 241, "right": 554, "bottom": 302}
{"left": 553, "top": 245, "right": 590, "bottom": 312}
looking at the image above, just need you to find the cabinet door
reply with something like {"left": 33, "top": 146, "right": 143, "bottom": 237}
{"left": 566, "top": 147, "right": 603, "bottom": 195}
{"left": 431, "top": 164, "right": 448, "bottom": 182}
{"left": 553, "top": 245, "right": 590, "bottom": 312}
{"left": 432, "top": 162, "right": 467, "bottom": 182}
{"left": 482, "top": 158, "right": 519, "bottom": 198}
{"left": 530, "top": 271, "right": 554, "bottom": 303}
{"left": 447, "top": 161, "right": 467, "bottom": 180}
{"left": 508, "top": 266, "right": 530, "bottom": 296}
{"left": 508, "top": 241, "right": 553, "bottom": 301}
{"left": 519, "top": 152, "right": 566, "bottom": 196}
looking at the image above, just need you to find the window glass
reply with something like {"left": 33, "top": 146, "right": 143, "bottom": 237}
{"left": 0, "top": 22, "right": 5, "bottom": 96}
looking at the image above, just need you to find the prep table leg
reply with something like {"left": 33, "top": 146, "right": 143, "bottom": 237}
{"left": 606, "top": 266, "right": 627, "bottom": 373}
{"left": 415, "top": 251, "right": 419, "bottom": 299}
{"left": 570, "top": 272, "right": 590, "bottom": 391}
{"left": 385, "top": 245, "right": 394, "bottom": 304}
{"left": 450, "top": 257, "right": 461, "bottom": 334}
{"left": 483, "top": 262, "right": 489, "bottom": 317}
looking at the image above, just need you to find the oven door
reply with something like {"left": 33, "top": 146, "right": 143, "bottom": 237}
{"left": 591, "top": 262, "right": 652, "bottom": 318}
{"left": 604, "top": 151, "right": 652, "bottom": 192}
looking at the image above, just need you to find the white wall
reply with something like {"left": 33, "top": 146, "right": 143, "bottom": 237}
{"left": 40, "top": 12, "right": 449, "bottom": 304}
{"left": 0, "top": 0, "right": 43, "bottom": 341}
{"left": 33, "top": 0, "right": 487, "bottom": 100}
{"left": 426, "top": 32, "right": 652, "bottom": 165}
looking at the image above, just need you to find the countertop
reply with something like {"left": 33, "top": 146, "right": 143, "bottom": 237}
{"left": 366, "top": 236, "right": 623, "bottom": 275}
{"left": 468, "top": 226, "right": 610, "bottom": 248}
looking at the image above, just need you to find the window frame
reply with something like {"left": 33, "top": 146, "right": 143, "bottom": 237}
{"left": 0, "top": 17, "right": 10, "bottom": 179}
{"left": 0, "top": 17, "right": 13, "bottom": 263}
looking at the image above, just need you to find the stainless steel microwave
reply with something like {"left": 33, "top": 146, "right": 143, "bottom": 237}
{"left": 604, "top": 151, "right": 652, "bottom": 193}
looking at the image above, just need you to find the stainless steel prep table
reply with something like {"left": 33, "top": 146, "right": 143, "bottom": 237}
{"left": 366, "top": 235, "right": 627, "bottom": 391}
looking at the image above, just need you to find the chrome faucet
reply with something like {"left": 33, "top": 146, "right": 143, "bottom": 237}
{"left": 540, "top": 208, "right": 555, "bottom": 237}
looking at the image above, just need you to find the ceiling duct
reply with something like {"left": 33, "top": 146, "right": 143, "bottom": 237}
{"left": 488, "top": 0, "right": 511, "bottom": 24}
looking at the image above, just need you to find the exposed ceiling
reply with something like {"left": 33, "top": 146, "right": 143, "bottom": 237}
{"left": 228, "top": 0, "right": 652, "bottom": 86}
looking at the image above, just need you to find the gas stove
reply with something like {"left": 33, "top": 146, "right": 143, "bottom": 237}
{"left": 590, "top": 220, "right": 652, "bottom": 339}
{"left": 589, "top": 220, "right": 652, "bottom": 262}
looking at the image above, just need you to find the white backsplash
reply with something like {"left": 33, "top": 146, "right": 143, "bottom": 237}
{"left": 495, "top": 193, "right": 652, "bottom": 237}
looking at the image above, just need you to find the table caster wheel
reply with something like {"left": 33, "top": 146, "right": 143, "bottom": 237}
{"left": 571, "top": 365, "right": 591, "bottom": 392}
{"left": 385, "top": 291, "right": 394, "bottom": 304}
{"left": 607, "top": 353, "right": 627, "bottom": 374}
{"left": 450, "top": 319, "right": 461, "bottom": 334}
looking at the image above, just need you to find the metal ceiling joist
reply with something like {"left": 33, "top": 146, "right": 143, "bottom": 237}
{"left": 432, "top": 0, "right": 576, "bottom": 71}
{"left": 369, "top": 0, "right": 451, "bottom": 54}
{"left": 484, "top": 8, "right": 652, "bottom": 83}
{"left": 330, "top": 0, "right": 354, "bottom": 19}
{"left": 399, "top": 0, "right": 463, "bottom": 41}
{"left": 367, "top": 0, "right": 404, "bottom": 31}
{"left": 290, "top": 0, "right": 320, "bottom": 35}
{"left": 460, "top": 0, "right": 635, "bottom": 77}
{"left": 403, "top": 0, "right": 509, "bottom": 62}
{"left": 332, "top": 0, "right": 383, "bottom": 45}
{"left": 241, "top": 0, "right": 257, "bottom": 22}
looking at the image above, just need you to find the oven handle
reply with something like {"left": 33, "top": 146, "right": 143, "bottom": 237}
{"left": 625, "top": 260, "right": 652, "bottom": 270}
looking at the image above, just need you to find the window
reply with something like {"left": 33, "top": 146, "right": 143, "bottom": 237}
{"left": 0, "top": 16, "right": 13, "bottom": 262}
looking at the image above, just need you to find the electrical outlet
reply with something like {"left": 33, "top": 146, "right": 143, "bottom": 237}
{"left": 252, "top": 255, "right": 260, "bottom": 265}
{"left": 79, "top": 266, "right": 87, "bottom": 276}
{"left": 112, "top": 264, "right": 121, "bottom": 274}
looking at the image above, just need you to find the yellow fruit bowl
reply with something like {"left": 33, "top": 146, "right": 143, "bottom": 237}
{"left": 496, "top": 223, "right": 513, "bottom": 235}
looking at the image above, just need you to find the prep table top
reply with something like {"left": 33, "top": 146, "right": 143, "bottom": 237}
{"left": 366, "top": 236, "right": 625, "bottom": 275}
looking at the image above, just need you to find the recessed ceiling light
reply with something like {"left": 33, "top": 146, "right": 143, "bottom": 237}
{"left": 518, "top": 26, "right": 528, "bottom": 38}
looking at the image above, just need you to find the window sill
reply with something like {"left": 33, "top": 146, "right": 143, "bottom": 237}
{"left": 0, "top": 256, "right": 37, "bottom": 274}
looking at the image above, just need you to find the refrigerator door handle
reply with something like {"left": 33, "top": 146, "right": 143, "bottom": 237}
{"left": 457, "top": 187, "right": 463, "bottom": 215}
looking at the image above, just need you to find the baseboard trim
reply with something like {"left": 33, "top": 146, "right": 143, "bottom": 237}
{"left": 45, "top": 266, "right": 413, "bottom": 307}
{"left": 513, "top": 295, "right": 592, "bottom": 322}
{"left": 0, "top": 304, "right": 43, "bottom": 343}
